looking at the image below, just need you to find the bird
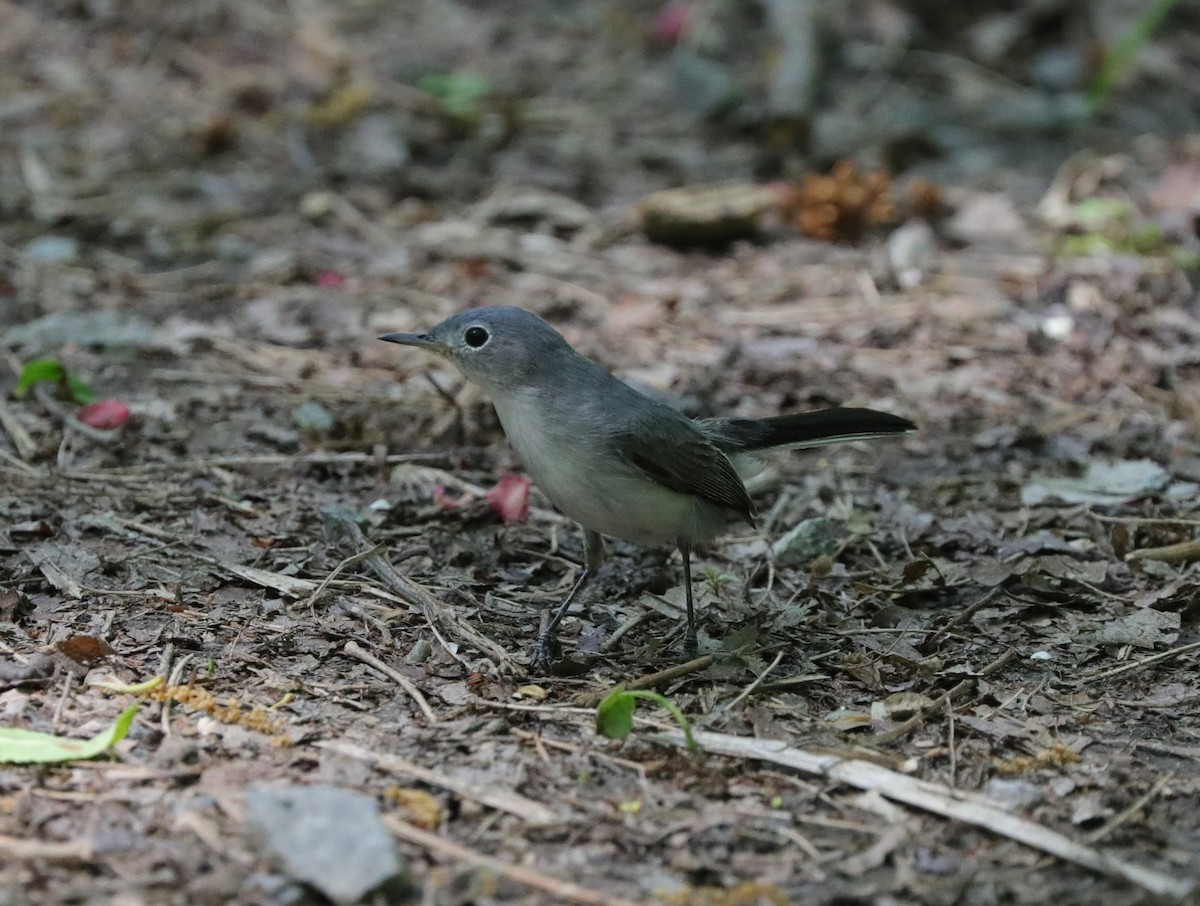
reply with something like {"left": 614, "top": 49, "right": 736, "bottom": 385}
{"left": 381, "top": 306, "right": 915, "bottom": 670}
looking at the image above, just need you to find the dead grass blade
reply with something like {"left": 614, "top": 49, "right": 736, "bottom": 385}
{"left": 659, "top": 730, "right": 1193, "bottom": 900}
{"left": 383, "top": 817, "right": 641, "bottom": 906}
{"left": 316, "top": 739, "right": 557, "bottom": 826}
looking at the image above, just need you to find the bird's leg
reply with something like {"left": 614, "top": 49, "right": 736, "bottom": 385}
{"left": 679, "top": 539, "right": 698, "bottom": 658}
{"left": 530, "top": 529, "right": 605, "bottom": 671}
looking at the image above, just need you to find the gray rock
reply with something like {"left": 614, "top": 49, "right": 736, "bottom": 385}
{"left": 762, "top": 0, "right": 821, "bottom": 118}
{"left": 670, "top": 49, "right": 738, "bottom": 118}
{"left": 1, "top": 310, "right": 157, "bottom": 353}
{"left": 24, "top": 235, "right": 79, "bottom": 263}
{"left": 340, "top": 114, "right": 410, "bottom": 179}
{"left": 886, "top": 219, "right": 937, "bottom": 288}
{"left": 770, "top": 517, "right": 842, "bottom": 568}
{"left": 243, "top": 784, "right": 407, "bottom": 905}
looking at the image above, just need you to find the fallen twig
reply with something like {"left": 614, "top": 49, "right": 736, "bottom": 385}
{"left": 0, "top": 834, "right": 95, "bottom": 862}
{"left": 657, "top": 730, "right": 1194, "bottom": 900}
{"left": 63, "top": 450, "right": 450, "bottom": 479}
{"left": 342, "top": 641, "right": 439, "bottom": 724}
{"left": 298, "top": 546, "right": 385, "bottom": 611}
{"left": 1075, "top": 638, "right": 1200, "bottom": 685}
{"left": 574, "top": 654, "right": 715, "bottom": 707}
{"left": 317, "top": 739, "right": 557, "bottom": 825}
{"left": 919, "top": 587, "right": 1003, "bottom": 653}
{"left": 1125, "top": 539, "right": 1200, "bottom": 566}
{"left": 0, "top": 395, "right": 39, "bottom": 461}
{"left": 321, "top": 509, "right": 520, "bottom": 673}
{"left": 719, "top": 650, "right": 784, "bottom": 714}
{"left": 1085, "top": 773, "right": 1174, "bottom": 844}
{"left": 383, "top": 817, "right": 641, "bottom": 906}
{"left": 870, "top": 647, "right": 1018, "bottom": 744}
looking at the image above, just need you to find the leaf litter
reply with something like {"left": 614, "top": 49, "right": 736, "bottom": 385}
{"left": 1, "top": 4, "right": 1199, "bottom": 905}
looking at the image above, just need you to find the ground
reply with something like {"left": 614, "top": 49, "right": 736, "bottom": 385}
{"left": 1, "top": 2, "right": 1200, "bottom": 905}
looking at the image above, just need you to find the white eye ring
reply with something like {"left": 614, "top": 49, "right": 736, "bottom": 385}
{"left": 464, "top": 326, "right": 490, "bottom": 348}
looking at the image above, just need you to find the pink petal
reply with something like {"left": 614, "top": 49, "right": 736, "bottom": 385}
{"left": 315, "top": 270, "right": 347, "bottom": 288}
{"left": 652, "top": 2, "right": 689, "bottom": 43}
{"left": 433, "top": 485, "right": 471, "bottom": 511}
{"left": 485, "top": 474, "right": 530, "bottom": 523}
{"left": 77, "top": 399, "right": 130, "bottom": 430}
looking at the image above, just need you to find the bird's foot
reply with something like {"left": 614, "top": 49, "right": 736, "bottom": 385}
{"left": 528, "top": 634, "right": 558, "bottom": 673}
{"left": 682, "top": 629, "right": 699, "bottom": 661}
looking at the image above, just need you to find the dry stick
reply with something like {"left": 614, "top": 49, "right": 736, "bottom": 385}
{"left": 722, "top": 650, "right": 785, "bottom": 714}
{"left": 157, "top": 642, "right": 175, "bottom": 736}
{"left": 1085, "top": 772, "right": 1175, "bottom": 844}
{"left": 383, "top": 817, "right": 642, "bottom": 906}
{"left": 0, "top": 395, "right": 37, "bottom": 461}
{"left": 599, "top": 610, "right": 658, "bottom": 654}
{"left": 64, "top": 450, "right": 449, "bottom": 478}
{"left": 919, "top": 586, "right": 1002, "bottom": 653}
{"left": 0, "top": 447, "right": 37, "bottom": 475}
{"left": 0, "top": 834, "right": 95, "bottom": 862}
{"left": 297, "top": 545, "right": 384, "bottom": 612}
{"left": 662, "top": 730, "right": 1193, "bottom": 900}
{"left": 342, "top": 641, "right": 438, "bottom": 724}
{"left": 870, "top": 648, "right": 1019, "bottom": 745}
{"left": 1089, "top": 511, "right": 1200, "bottom": 528}
{"left": 321, "top": 509, "right": 518, "bottom": 672}
{"left": 1075, "top": 638, "right": 1200, "bottom": 685}
{"left": 946, "top": 697, "right": 957, "bottom": 789}
{"left": 51, "top": 672, "right": 74, "bottom": 728}
{"left": 1125, "top": 539, "right": 1200, "bottom": 566}
{"left": 316, "top": 739, "right": 556, "bottom": 825}
{"left": 574, "top": 655, "right": 715, "bottom": 708}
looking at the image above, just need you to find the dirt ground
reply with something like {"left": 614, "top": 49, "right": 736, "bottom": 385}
{"left": 2, "top": 2, "right": 1200, "bottom": 905}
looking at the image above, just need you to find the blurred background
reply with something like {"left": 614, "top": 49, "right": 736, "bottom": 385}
{"left": 2, "top": 0, "right": 1197, "bottom": 328}
{"left": 3, "top": 6, "right": 1200, "bottom": 903}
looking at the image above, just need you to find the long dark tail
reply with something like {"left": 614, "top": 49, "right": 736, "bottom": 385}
{"left": 700, "top": 407, "right": 916, "bottom": 454}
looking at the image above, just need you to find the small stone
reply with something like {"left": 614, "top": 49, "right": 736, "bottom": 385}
{"left": 404, "top": 639, "right": 432, "bottom": 665}
{"left": 300, "top": 191, "right": 335, "bottom": 221}
{"left": 244, "top": 784, "right": 407, "bottom": 905}
{"left": 292, "top": 401, "right": 334, "bottom": 434}
{"left": 770, "top": 517, "right": 842, "bottom": 568}
{"left": 669, "top": 49, "right": 738, "bottom": 118}
{"left": 640, "top": 183, "right": 777, "bottom": 246}
{"left": 24, "top": 235, "right": 79, "bottom": 263}
{"left": 340, "top": 114, "right": 410, "bottom": 179}
{"left": 886, "top": 219, "right": 937, "bottom": 288}
{"left": 945, "top": 192, "right": 1028, "bottom": 246}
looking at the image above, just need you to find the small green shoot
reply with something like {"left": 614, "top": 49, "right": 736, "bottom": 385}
{"left": 417, "top": 71, "right": 491, "bottom": 120}
{"left": 0, "top": 705, "right": 138, "bottom": 764}
{"left": 701, "top": 564, "right": 738, "bottom": 594}
{"left": 91, "top": 675, "right": 163, "bottom": 695}
{"left": 1089, "top": 0, "right": 1182, "bottom": 114}
{"left": 595, "top": 687, "right": 698, "bottom": 752}
{"left": 15, "top": 358, "right": 95, "bottom": 404}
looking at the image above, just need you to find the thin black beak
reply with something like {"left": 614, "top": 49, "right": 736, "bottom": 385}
{"left": 379, "top": 332, "right": 443, "bottom": 352}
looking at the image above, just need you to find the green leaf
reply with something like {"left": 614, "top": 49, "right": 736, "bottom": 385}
{"left": 0, "top": 705, "right": 138, "bottom": 764}
{"left": 14, "top": 358, "right": 95, "bottom": 403}
{"left": 595, "top": 687, "right": 637, "bottom": 741}
{"left": 15, "top": 359, "right": 66, "bottom": 398}
{"left": 595, "top": 688, "right": 698, "bottom": 752}
{"left": 1089, "top": 0, "right": 1183, "bottom": 114}
{"left": 67, "top": 375, "right": 95, "bottom": 405}
{"left": 417, "top": 71, "right": 490, "bottom": 119}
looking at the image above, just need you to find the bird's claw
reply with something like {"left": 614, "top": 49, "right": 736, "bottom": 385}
{"left": 528, "top": 637, "right": 556, "bottom": 673}
{"left": 683, "top": 630, "right": 699, "bottom": 661}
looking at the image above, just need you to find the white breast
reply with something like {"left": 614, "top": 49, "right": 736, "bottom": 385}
{"left": 491, "top": 391, "right": 724, "bottom": 546}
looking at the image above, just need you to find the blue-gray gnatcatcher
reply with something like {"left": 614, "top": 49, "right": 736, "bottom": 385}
{"left": 382, "top": 306, "right": 914, "bottom": 670}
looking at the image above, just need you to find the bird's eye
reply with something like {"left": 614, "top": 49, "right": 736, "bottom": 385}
{"left": 464, "top": 326, "right": 490, "bottom": 348}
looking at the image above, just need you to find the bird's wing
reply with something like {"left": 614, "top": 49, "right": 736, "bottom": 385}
{"left": 612, "top": 417, "right": 757, "bottom": 524}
